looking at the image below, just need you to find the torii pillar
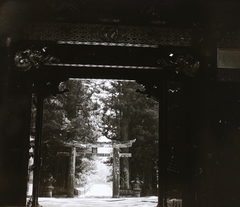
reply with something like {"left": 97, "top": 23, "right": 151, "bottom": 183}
{"left": 60, "top": 140, "right": 135, "bottom": 198}
{"left": 112, "top": 148, "right": 120, "bottom": 198}
{"left": 112, "top": 139, "right": 135, "bottom": 198}
{"left": 67, "top": 146, "right": 76, "bottom": 197}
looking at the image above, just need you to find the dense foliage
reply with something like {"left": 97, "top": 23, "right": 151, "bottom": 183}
{"left": 38, "top": 79, "right": 99, "bottom": 191}
{"left": 98, "top": 80, "right": 159, "bottom": 192}
{"left": 32, "top": 79, "right": 158, "bottom": 195}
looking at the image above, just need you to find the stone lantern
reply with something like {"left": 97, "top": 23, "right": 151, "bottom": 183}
{"left": 43, "top": 173, "right": 56, "bottom": 197}
{"left": 131, "top": 175, "right": 143, "bottom": 197}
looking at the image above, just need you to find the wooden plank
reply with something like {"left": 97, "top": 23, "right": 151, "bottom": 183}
{"left": 57, "top": 152, "right": 112, "bottom": 157}
{"left": 217, "top": 48, "right": 240, "bottom": 69}
{"left": 62, "top": 139, "right": 136, "bottom": 148}
{"left": 113, "top": 143, "right": 133, "bottom": 148}
{"left": 80, "top": 153, "right": 112, "bottom": 157}
{"left": 113, "top": 139, "right": 136, "bottom": 145}
{"left": 119, "top": 153, "right": 132, "bottom": 157}
{"left": 92, "top": 153, "right": 112, "bottom": 157}
{"left": 57, "top": 152, "right": 70, "bottom": 156}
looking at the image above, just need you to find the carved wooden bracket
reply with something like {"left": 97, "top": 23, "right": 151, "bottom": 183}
{"left": 14, "top": 48, "right": 60, "bottom": 71}
{"left": 157, "top": 52, "right": 199, "bottom": 77}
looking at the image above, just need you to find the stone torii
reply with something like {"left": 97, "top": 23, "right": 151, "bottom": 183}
{"left": 57, "top": 139, "right": 136, "bottom": 198}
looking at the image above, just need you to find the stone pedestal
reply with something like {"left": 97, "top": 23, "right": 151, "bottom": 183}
{"left": 43, "top": 186, "right": 54, "bottom": 197}
{"left": 132, "top": 187, "right": 141, "bottom": 197}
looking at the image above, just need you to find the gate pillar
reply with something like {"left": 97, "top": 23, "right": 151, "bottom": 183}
{"left": 0, "top": 38, "right": 32, "bottom": 206}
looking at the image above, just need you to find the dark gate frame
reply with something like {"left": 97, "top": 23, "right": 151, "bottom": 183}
{"left": 1, "top": 22, "right": 202, "bottom": 207}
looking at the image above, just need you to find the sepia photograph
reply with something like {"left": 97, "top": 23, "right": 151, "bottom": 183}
{"left": 0, "top": 0, "right": 240, "bottom": 207}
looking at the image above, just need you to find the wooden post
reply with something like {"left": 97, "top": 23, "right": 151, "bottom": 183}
{"left": 60, "top": 141, "right": 134, "bottom": 198}
{"left": 113, "top": 147, "right": 120, "bottom": 198}
{"left": 0, "top": 38, "right": 32, "bottom": 206}
{"left": 32, "top": 74, "right": 44, "bottom": 207}
{"left": 158, "top": 72, "right": 168, "bottom": 207}
{"left": 67, "top": 146, "right": 76, "bottom": 197}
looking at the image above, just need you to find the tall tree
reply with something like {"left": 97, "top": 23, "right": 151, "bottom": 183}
{"left": 38, "top": 79, "right": 99, "bottom": 192}
{"left": 98, "top": 80, "right": 159, "bottom": 191}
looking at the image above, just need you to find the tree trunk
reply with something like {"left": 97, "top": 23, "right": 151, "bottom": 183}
{"left": 120, "top": 154, "right": 130, "bottom": 189}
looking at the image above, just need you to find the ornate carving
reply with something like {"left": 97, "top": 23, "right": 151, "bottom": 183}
{"left": 24, "top": 22, "right": 193, "bottom": 46}
{"left": 14, "top": 48, "right": 59, "bottom": 71}
{"left": 157, "top": 52, "right": 199, "bottom": 77}
{"left": 144, "top": 29, "right": 158, "bottom": 43}
{"left": 14, "top": 50, "right": 42, "bottom": 71}
{"left": 99, "top": 25, "right": 119, "bottom": 42}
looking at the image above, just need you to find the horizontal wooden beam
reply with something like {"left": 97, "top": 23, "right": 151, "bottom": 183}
{"left": 57, "top": 152, "right": 111, "bottom": 157}
{"left": 57, "top": 152, "right": 132, "bottom": 157}
{"left": 45, "top": 63, "right": 161, "bottom": 70}
{"left": 119, "top": 153, "right": 132, "bottom": 157}
{"left": 23, "top": 23, "right": 192, "bottom": 47}
{"left": 62, "top": 139, "right": 136, "bottom": 148}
